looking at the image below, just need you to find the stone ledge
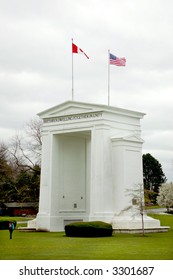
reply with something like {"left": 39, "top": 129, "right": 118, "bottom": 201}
{"left": 113, "top": 226, "right": 170, "bottom": 234}
{"left": 18, "top": 226, "right": 170, "bottom": 234}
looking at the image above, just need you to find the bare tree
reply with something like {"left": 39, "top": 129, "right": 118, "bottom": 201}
{"left": 0, "top": 118, "right": 42, "bottom": 203}
{"left": 127, "top": 184, "right": 145, "bottom": 236}
{"left": 8, "top": 117, "right": 43, "bottom": 173}
{"left": 25, "top": 117, "right": 42, "bottom": 159}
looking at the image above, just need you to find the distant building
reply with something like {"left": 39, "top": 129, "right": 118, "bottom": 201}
{"left": 3, "top": 202, "right": 38, "bottom": 216}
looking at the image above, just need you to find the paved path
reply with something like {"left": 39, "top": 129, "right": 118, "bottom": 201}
{"left": 145, "top": 208, "right": 167, "bottom": 214}
{"left": 17, "top": 220, "right": 31, "bottom": 224}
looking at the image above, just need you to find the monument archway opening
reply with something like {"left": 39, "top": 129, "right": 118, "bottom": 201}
{"left": 52, "top": 131, "right": 91, "bottom": 215}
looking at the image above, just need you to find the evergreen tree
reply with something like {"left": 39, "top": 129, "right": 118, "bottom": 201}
{"left": 143, "top": 153, "right": 166, "bottom": 193}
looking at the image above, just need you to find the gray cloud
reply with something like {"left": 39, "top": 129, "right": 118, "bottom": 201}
{"left": 0, "top": 0, "right": 172, "bottom": 181}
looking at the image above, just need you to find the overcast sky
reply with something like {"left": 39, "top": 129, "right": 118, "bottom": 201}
{"left": 0, "top": 0, "right": 173, "bottom": 181}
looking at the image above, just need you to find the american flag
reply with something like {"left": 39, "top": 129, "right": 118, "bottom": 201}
{"left": 109, "top": 53, "right": 126, "bottom": 66}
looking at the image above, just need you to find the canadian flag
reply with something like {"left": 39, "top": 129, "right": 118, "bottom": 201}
{"left": 72, "top": 43, "right": 89, "bottom": 59}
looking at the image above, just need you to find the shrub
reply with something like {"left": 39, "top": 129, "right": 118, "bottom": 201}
{"left": 0, "top": 220, "right": 17, "bottom": 230}
{"left": 144, "top": 189, "right": 158, "bottom": 205}
{"left": 65, "top": 221, "right": 113, "bottom": 237}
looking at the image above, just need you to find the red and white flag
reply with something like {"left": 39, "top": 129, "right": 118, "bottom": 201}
{"left": 72, "top": 43, "right": 89, "bottom": 59}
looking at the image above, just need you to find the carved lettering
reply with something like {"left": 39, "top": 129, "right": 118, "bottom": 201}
{"left": 44, "top": 112, "right": 103, "bottom": 123}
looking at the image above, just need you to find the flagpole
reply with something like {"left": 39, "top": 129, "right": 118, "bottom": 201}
{"left": 108, "top": 49, "right": 110, "bottom": 106}
{"left": 72, "top": 38, "right": 74, "bottom": 101}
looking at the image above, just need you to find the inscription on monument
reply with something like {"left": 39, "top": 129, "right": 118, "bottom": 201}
{"left": 44, "top": 111, "right": 103, "bottom": 123}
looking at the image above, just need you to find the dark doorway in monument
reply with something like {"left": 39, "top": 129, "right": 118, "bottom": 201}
{"left": 51, "top": 131, "right": 91, "bottom": 214}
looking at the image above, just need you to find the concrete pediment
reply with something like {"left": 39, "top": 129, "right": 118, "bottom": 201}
{"left": 38, "top": 100, "right": 145, "bottom": 120}
{"left": 38, "top": 101, "right": 102, "bottom": 119}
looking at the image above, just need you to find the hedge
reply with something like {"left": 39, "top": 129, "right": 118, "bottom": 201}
{"left": 0, "top": 220, "right": 17, "bottom": 230}
{"left": 65, "top": 221, "right": 113, "bottom": 237}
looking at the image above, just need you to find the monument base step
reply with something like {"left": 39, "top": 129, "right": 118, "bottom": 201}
{"left": 18, "top": 226, "right": 169, "bottom": 234}
{"left": 113, "top": 226, "right": 169, "bottom": 234}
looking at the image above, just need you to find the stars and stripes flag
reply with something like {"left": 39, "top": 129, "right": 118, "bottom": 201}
{"left": 109, "top": 53, "right": 126, "bottom": 66}
{"left": 72, "top": 42, "right": 89, "bottom": 59}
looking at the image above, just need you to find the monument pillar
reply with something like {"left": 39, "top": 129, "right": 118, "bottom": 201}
{"left": 111, "top": 135, "right": 144, "bottom": 214}
{"left": 111, "top": 135, "right": 160, "bottom": 231}
{"left": 89, "top": 125, "right": 113, "bottom": 221}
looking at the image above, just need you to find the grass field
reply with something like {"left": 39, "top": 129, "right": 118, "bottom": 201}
{"left": 0, "top": 214, "right": 173, "bottom": 260}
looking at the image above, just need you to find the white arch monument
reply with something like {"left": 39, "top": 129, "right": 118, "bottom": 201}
{"left": 36, "top": 100, "right": 162, "bottom": 232}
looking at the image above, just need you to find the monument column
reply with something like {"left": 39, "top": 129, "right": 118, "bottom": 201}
{"left": 89, "top": 125, "right": 113, "bottom": 222}
{"left": 111, "top": 135, "right": 144, "bottom": 215}
{"left": 111, "top": 134, "right": 161, "bottom": 230}
{"left": 36, "top": 131, "right": 52, "bottom": 230}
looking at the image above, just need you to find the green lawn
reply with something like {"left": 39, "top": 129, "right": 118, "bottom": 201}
{"left": 0, "top": 214, "right": 173, "bottom": 260}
